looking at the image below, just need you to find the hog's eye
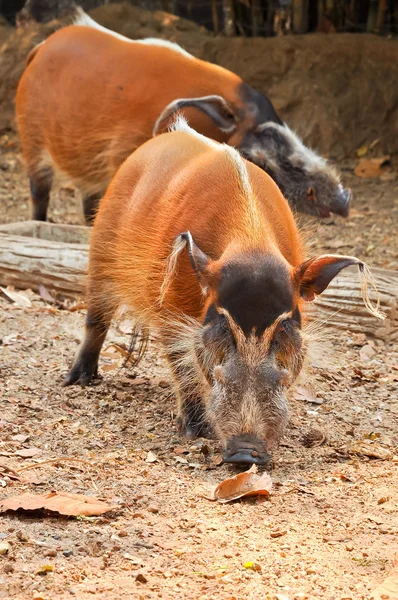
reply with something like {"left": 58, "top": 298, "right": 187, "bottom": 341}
{"left": 272, "top": 319, "right": 301, "bottom": 350}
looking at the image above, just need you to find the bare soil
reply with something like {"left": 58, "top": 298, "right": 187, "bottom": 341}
{"left": 0, "top": 129, "right": 398, "bottom": 600}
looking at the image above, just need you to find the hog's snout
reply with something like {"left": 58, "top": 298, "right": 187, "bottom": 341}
{"left": 222, "top": 435, "right": 271, "bottom": 465}
{"left": 331, "top": 187, "right": 351, "bottom": 217}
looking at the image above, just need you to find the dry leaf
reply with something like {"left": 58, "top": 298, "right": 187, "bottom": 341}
{"left": 354, "top": 156, "right": 390, "bottom": 179}
{"left": 349, "top": 441, "right": 393, "bottom": 460}
{"left": 38, "top": 284, "right": 56, "bottom": 304}
{"left": 12, "top": 434, "right": 29, "bottom": 443}
{"left": 0, "top": 491, "right": 114, "bottom": 516}
{"left": 211, "top": 464, "right": 272, "bottom": 503}
{"left": 35, "top": 564, "right": 54, "bottom": 575}
{"left": 15, "top": 447, "right": 42, "bottom": 458}
{"left": 0, "top": 285, "right": 32, "bottom": 307}
{"left": 371, "top": 558, "right": 398, "bottom": 599}
{"left": 294, "top": 386, "right": 323, "bottom": 405}
{"left": 356, "top": 145, "right": 368, "bottom": 157}
{"left": 243, "top": 561, "right": 262, "bottom": 571}
{"left": 145, "top": 451, "right": 158, "bottom": 463}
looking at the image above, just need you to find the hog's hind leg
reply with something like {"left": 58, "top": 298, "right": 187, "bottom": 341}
{"left": 29, "top": 165, "right": 53, "bottom": 222}
{"left": 64, "top": 290, "right": 117, "bottom": 387}
{"left": 82, "top": 192, "right": 102, "bottom": 225}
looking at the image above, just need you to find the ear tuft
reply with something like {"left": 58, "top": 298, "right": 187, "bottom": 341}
{"left": 296, "top": 254, "right": 385, "bottom": 320}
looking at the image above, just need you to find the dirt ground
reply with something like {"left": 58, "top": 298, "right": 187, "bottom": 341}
{"left": 0, "top": 128, "right": 398, "bottom": 600}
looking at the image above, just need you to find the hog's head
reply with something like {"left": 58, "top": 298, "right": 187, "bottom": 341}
{"left": 179, "top": 232, "right": 368, "bottom": 465}
{"left": 154, "top": 95, "right": 351, "bottom": 218}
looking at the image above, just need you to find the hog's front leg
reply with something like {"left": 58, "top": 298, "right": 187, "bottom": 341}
{"left": 163, "top": 345, "right": 213, "bottom": 439}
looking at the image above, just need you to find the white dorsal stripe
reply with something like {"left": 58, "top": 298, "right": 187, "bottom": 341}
{"left": 73, "top": 7, "right": 193, "bottom": 58}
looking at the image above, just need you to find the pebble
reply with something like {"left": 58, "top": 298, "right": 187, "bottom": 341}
{"left": 148, "top": 504, "right": 159, "bottom": 514}
{"left": 118, "top": 530, "right": 128, "bottom": 537}
{"left": 270, "top": 530, "right": 287, "bottom": 538}
{"left": 44, "top": 549, "right": 57, "bottom": 558}
{"left": 0, "top": 542, "right": 10, "bottom": 555}
{"left": 62, "top": 549, "right": 73, "bottom": 557}
{"left": 135, "top": 573, "right": 148, "bottom": 584}
{"left": 32, "top": 593, "right": 47, "bottom": 600}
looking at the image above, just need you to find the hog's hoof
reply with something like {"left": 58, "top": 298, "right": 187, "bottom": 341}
{"left": 63, "top": 358, "right": 99, "bottom": 387}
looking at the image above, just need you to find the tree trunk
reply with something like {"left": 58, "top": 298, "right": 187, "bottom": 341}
{"left": 308, "top": 266, "right": 398, "bottom": 342}
{"left": 211, "top": 0, "right": 219, "bottom": 33}
{"left": 222, "top": 0, "right": 235, "bottom": 36}
{"left": 0, "top": 221, "right": 90, "bottom": 297}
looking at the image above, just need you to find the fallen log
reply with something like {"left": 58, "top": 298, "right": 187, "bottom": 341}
{"left": 0, "top": 222, "right": 397, "bottom": 342}
{"left": 307, "top": 265, "right": 398, "bottom": 343}
{"left": 0, "top": 221, "right": 90, "bottom": 297}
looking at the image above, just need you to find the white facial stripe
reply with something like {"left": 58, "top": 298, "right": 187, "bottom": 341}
{"left": 257, "top": 121, "right": 340, "bottom": 180}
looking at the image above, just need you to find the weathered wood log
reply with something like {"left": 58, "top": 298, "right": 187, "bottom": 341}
{"left": 0, "top": 222, "right": 397, "bottom": 342}
{"left": 0, "top": 221, "right": 90, "bottom": 297}
{"left": 307, "top": 266, "right": 398, "bottom": 343}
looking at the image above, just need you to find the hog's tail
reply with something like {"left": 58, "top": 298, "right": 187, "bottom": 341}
{"left": 358, "top": 262, "right": 385, "bottom": 320}
{"left": 159, "top": 235, "right": 188, "bottom": 307}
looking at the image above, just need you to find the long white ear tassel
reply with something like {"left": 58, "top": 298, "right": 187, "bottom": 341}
{"left": 358, "top": 262, "right": 385, "bottom": 320}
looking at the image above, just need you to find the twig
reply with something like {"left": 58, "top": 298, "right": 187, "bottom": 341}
{"left": 16, "top": 457, "right": 91, "bottom": 473}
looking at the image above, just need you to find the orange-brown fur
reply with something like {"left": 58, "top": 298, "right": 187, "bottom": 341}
{"left": 16, "top": 26, "right": 245, "bottom": 199}
{"left": 88, "top": 129, "right": 304, "bottom": 325}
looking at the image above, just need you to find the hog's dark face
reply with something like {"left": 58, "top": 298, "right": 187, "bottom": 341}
{"left": 201, "top": 308, "right": 304, "bottom": 465}
{"left": 238, "top": 122, "right": 351, "bottom": 218}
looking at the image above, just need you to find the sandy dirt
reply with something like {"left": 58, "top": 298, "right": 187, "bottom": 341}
{"left": 0, "top": 132, "right": 397, "bottom": 600}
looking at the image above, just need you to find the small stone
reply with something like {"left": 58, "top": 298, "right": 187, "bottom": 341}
{"left": 44, "top": 549, "right": 57, "bottom": 558}
{"left": 377, "top": 497, "right": 389, "bottom": 504}
{"left": 2, "top": 564, "right": 14, "bottom": 574}
{"left": 224, "top": 552, "right": 233, "bottom": 558}
{"left": 118, "top": 530, "right": 128, "bottom": 538}
{"left": 32, "top": 593, "right": 47, "bottom": 600}
{"left": 62, "top": 549, "right": 73, "bottom": 557}
{"left": 135, "top": 573, "right": 148, "bottom": 584}
{"left": 148, "top": 504, "right": 159, "bottom": 514}
{"left": 345, "top": 544, "right": 354, "bottom": 552}
{"left": 379, "top": 528, "right": 389, "bottom": 534}
{"left": 305, "top": 567, "right": 316, "bottom": 575}
{"left": 16, "top": 530, "right": 29, "bottom": 542}
{"left": 0, "top": 542, "right": 10, "bottom": 555}
{"left": 270, "top": 530, "right": 287, "bottom": 538}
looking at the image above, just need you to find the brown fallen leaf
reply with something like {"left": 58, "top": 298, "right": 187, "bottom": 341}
{"left": 294, "top": 386, "right": 323, "bottom": 405}
{"left": 0, "top": 285, "right": 32, "bottom": 307}
{"left": 211, "top": 464, "right": 272, "bottom": 503}
{"left": 38, "top": 284, "right": 56, "bottom": 305}
{"left": 301, "top": 428, "right": 327, "bottom": 448}
{"left": 349, "top": 440, "right": 393, "bottom": 461}
{"left": 354, "top": 156, "right": 390, "bottom": 179}
{"left": 370, "top": 557, "right": 398, "bottom": 599}
{"left": 15, "top": 447, "right": 42, "bottom": 458}
{"left": 0, "top": 491, "right": 114, "bottom": 516}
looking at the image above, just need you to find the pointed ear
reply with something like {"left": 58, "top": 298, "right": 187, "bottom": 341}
{"left": 296, "top": 255, "right": 362, "bottom": 301}
{"left": 179, "top": 231, "right": 211, "bottom": 290}
{"left": 153, "top": 95, "right": 237, "bottom": 136}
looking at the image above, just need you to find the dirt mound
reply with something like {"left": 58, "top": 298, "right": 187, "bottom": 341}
{"left": 0, "top": 2, "right": 397, "bottom": 156}
{"left": 203, "top": 34, "right": 398, "bottom": 157}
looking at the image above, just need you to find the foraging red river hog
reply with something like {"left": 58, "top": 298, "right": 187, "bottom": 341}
{"left": 64, "top": 119, "right": 382, "bottom": 465}
{"left": 16, "top": 8, "right": 351, "bottom": 224}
